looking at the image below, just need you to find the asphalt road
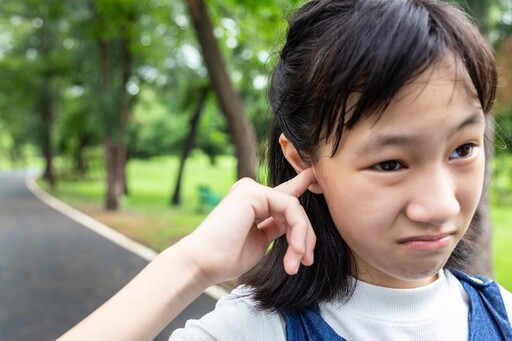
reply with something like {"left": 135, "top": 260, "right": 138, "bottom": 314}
{"left": 0, "top": 170, "right": 217, "bottom": 340}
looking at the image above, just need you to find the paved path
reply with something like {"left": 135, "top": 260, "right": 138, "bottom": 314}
{"left": 0, "top": 171, "right": 217, "bottom": 340}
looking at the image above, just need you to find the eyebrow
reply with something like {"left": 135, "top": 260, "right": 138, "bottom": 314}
{"left": 357, "top": 112, "right": 484, "bottom": 155}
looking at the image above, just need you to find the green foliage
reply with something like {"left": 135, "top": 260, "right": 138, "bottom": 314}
{"left": 0, "top": 0, "right": 75, "bottom": 178}
{"left": 0, "top": 0, "right": 335, "bottom": 170}
{"left": 1, "top": 0, "right": 511, "bottom": 199}
{"left": 130, "top": 111, "right": 188, "bottom": 157}
{"left": 489, "top": 0, "right": 512, "bottom": 43}
{"left": 206, "top": 0, "right": 307, "bottom": 140}
{"left": 92, "top": 0, "right": 141, "bottom": 40}
{"left": 195, "top": 99, "right": 231, "bottom": 162}
{"left": 492, "top": 153, "right": 512, "bottom": 206}
{"left": 494, "top": 111, "right": 512, "bottom": 153}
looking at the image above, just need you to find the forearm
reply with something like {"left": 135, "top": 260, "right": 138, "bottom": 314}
{"left": 58, "top": 239, "right": 210, "bottom": 341}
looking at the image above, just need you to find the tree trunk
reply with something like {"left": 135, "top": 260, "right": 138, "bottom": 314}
{"left": 186, "top": 0, "right": 258, "bottom": 180}
{"left": 39, "top": 75, "right": 55, "bottom": 188}
{"left": 74, "top": 134, "right": 90, "bottom": 177}
{"left": 118, "top": 30, "right": 132, "bottom": 197}
{"left": 96, "top": 4, "right": 133, "bottom": 211}
{"left": 98, "top": 38, "right": 119, "bottom": 211}
{"left": 104, "top": 138, "right": 121, "bottom": 210}
{"left": 171, "top": 88, "right": 208, "bottom": 206}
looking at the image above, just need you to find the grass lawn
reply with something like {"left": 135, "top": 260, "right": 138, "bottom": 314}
{"left": 492, "top": 206, "right": 512, "bottom": 290}
{"left": 38, "top": 154, "right": 512, "bottom": 290}
{"left": 39, "top": 154, "right": 236, "bottom": 251}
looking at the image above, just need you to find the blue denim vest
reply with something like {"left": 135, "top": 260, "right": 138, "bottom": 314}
{"left": 283, "top": 271, "right": 512, "bottom": 340}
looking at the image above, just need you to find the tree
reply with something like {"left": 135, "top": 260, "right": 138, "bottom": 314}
{"left": 85, "top": 0, "right": 139, "bottom": 210}
{"left": 0, "top": 0, "right": 71, "bottom": 187}
{"left": 185, "top": 0, "right": 258, "bottom": 180}
{"left": 171, "top": 86, "right": 209, "bottom": 205}
{"left": 34, "top": 12, "right": 61, "bottom": 187}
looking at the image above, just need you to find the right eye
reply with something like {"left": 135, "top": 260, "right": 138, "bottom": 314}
{"left": 372, "top": 160, "right": 403, "bottom": 172}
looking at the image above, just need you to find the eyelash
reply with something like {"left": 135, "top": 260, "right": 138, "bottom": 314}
{"left": 372, "top": 160, "right": 403, "bottom": 172}
{"left": 449, "top": 143, "right": 477, "bottom": 160}
{"left": 371, "top": 143, "right": 478, "bottom": 172}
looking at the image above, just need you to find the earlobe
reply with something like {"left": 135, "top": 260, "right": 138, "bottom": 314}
{"left": 279, "top": 134, "right": 323, "bottom": 194}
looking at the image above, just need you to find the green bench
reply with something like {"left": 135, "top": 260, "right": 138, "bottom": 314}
{"left": 197, "top": 185, "right": 222, "bottom": 210}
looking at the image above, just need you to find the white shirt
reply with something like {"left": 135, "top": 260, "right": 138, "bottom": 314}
{"left": 169, "top": 270, "right": 512, "bottom": 340}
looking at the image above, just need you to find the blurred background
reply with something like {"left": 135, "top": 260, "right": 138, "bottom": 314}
{"left": 0, "top": 0, "right": 511, "bottom": 337}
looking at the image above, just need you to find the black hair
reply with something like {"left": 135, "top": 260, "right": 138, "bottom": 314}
{"left": 241, "top": 0, "right": 497, "bottom": 312}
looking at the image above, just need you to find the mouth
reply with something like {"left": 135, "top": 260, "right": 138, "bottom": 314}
{"left": 397, "top": 232, "right": 456, "bottom": 251}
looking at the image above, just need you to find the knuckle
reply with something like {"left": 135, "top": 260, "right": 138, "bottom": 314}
{"left": 289, "top": 196, "right": 300, "bottom": 206}
{"left": 293, "top": 243, "right": 306, "bottom": 255}
{"left": 230, "top": 177, "right": 256, "bottom": 192}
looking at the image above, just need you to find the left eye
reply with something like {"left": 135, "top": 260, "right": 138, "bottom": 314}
{"left": 372, "top": 160, "right": 403, "bottom": 172}
{"left": 449, "top": 143, "right": 476, "bottom": 160}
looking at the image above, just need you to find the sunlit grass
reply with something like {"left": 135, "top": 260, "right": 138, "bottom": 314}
{"left": 39, "top": 153, "right": 236, "bottom": 251}
{"left": 492, "top": 206, "right": 512, "bottom": 290}
{"left": 124, "top": 154, "right": 236, "bottom": 212}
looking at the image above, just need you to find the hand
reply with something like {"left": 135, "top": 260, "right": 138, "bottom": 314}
{"left": 179, "top": 168, "right": 317, "bottom": 286}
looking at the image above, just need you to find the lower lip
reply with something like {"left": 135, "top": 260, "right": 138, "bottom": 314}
{"left": 400, "top": 234, "right": 454, "bottom": 251}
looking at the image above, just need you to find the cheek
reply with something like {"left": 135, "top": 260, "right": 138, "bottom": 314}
{"left": 319, "top": 174, "right": 398, "bottom": 237}
{"left": 458, "top": 160, "right": 485, "bottom": 219}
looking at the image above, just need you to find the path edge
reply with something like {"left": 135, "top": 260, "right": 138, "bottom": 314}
{"left": 25, "top": 175, "right": 229, "bottom": 301}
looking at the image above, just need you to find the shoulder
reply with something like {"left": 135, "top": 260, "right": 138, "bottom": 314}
{"left": 169, "top": 286, "right": 286, "bottom": 341}
{"left": 448, "top": 269, "right": 512, "bottom": 325}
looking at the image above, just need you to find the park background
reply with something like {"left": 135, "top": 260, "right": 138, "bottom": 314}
{"left": 0, "top": 0, "right": 511, "bottom": 291}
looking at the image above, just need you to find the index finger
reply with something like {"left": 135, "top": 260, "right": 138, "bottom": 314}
{"left": 275, "top": 168, "right": 317, "bottom": 197}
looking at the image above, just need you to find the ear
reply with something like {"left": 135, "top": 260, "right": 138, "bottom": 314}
{"left": 279, "top": 133, "right": 323, "bottom": 194}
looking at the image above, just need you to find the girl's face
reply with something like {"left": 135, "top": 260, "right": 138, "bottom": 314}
{"left": 312, "top": 59, "right": 486, "bottom": 288}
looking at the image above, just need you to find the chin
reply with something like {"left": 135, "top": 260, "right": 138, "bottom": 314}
{"left": 398, "top": 262, "right": 445, "bottom": 282}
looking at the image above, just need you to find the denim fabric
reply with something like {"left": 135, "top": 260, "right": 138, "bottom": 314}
{"left": 283, "top": 271, "right": 512, "bottom": 341}
{"left": 284, "top": 304, "right": 346, "bottom": 341}
{"left": 452, "top": 270, "right": 512, "bottom": 341}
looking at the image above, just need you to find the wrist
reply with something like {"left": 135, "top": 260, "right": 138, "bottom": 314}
{"left": 162, "top": 237, "right": 216, "bottom": 290}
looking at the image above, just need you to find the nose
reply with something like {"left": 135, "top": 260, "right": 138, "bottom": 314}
{"left": 405, "top": 167, "right": 460, "bottom": 226}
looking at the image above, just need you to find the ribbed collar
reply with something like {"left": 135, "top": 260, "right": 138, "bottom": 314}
{"left": 325, "top": 270, "right": 452, "bottom": 323}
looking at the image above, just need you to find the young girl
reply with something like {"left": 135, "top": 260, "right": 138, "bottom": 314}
{"left": 61, "top": 0, "right": 512, "bottom": 340}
